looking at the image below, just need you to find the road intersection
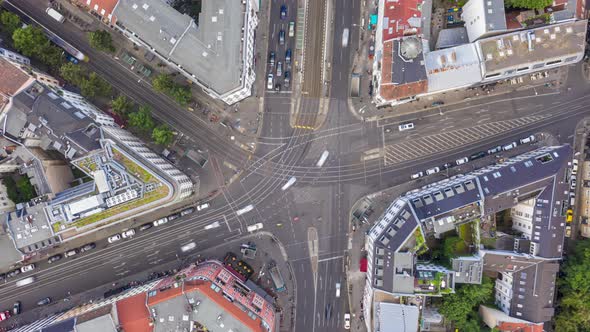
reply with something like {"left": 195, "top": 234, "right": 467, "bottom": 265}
{"left": 1, "top": 0, "right": 590, "bottom": 331}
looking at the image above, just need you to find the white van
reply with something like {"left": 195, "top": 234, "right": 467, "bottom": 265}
{"left": 16, "top": 277, "right": 35, "bottom": 287}
{"left": 281, "top": 177, "right": 297, "bottom": 191}
{"left": 502, "top": 142, "right": 517, "bottom": 151}
{"left": 46, "top": 8, "right": 65, "bottom": 23}
{"left": 519, "top": 135, "right": 535, "bottom": 144}
{"left": 247, "top": 223, "right": 263, "bottom": 232}
{"left": 342, "top": 28, "right": 349, "bottom": 47}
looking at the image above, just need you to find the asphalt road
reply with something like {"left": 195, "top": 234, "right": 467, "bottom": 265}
{"left": 2, "top": 1, "right": 590, "bottom": 331}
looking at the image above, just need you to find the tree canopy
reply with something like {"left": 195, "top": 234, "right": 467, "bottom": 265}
{"left": 152, "top": 74, "right": 192, "bottom": 105}
{"left": 504, "top": 0, "right": 553, "bottom": 9}
{"left": 128, "top": 105, "right": 155, "bottom": 132}
{"left": 439, "top": 276, "right": 494, "bottom": 329}
{"left": 111, "top": 95, "right": 133, "bottom": 117}
{"left": 87, "top": 30, "right": 115, "bottom": 53}
{"left": 81, "top": 72, "right": 112, "bottom": 98}
{"left": 60, "top": 62, "right": 86, "bottom": 86}
{"left": 12, "top": 26, "right": 49, "bottom": 57}
{"left": 554, "top": 240, "right": 590, "bottom": 331}
{"left": 0, "top": 11, "right": 21, "bottom": 35}
{"left": 152, "top": 124, "right": 174, "bottom": 146}
{"left": 2, "top": 175, "right": 37, "bottom": 203}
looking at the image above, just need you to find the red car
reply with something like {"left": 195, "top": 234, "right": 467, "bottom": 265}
{"left": 0, "top": 310, "right": 11, "bottom": 321}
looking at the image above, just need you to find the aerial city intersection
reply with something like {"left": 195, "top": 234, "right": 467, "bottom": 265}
{"left": 0, "top": 0, "right": 589, "bottom": 331}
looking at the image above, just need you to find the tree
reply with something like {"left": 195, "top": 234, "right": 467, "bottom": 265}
{"left": 0, "top": 11, "right": 21, "bottom": 35}
{"left": 81, "top": 72, "right": 112, "bottom": 98}
{"left": 442, "top": 236, "right": 467, "bottom": 260}
{"left": 439, "top": 277, "right": 494, "bottom": 328}
{"left": 128, "top": 105, "right": 155, "bottom": 132}
{"left": 40, "top": 45, "right": 64, "bottom": 68}
{"left": 87, "top": 30, "right": 115, "bottom": 53}
{"left": 504, "top": 0, "right": 553, "bottom": 9}
{"left": 554, "top": 240, "right": 590, "bottom": 331}
{"left": 152, "top": 74, "right": 192, "bottom": 105}
{"left": 12, "top": 26, "right": 49, "bottom": 57}
{"left": 17, "top": 176, "right": 37, "bottom": 201}
{"left": 111, "top": 95, "right": 133, "bottom": 117}
{"left": 152, "top": 124, "right": 174, "bottom": 146}
{"left": 60, "top": 62, "right": 86, "bottom": 85}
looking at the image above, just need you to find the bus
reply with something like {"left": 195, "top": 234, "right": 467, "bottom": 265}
{"left": 281, "top": 177, "right": 296, "bottom": 191}
{"left": 316, "top": 150, "right": 329, "bottom": 167}
{"left": 342, "top": 28, "right": 349, "bottom": 48}
{"left": 16, "top": 277, "right": 35, "bottom": 287}
{"left": 236, "top": 204, "right": 254, "bottom": 216}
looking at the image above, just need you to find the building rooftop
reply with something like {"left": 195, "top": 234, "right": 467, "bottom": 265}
{"left": 0, "top": 58, "right": 32, "bottom": 98}
{"left": 373, "top": 302, "right": 420, "bottom": 332}
{"left": 461, "top": 0, "right": 507, "bottom": 42}
{"left": 479, "top": 305, "right": 544, "bottom": 332}
{"left": 6, "top": 201, "right": 60, "bottom": 253}
{"left": 477, "top": 20, "right": 587, "bottom": 75}
{"left": 435, "top": 27, "right": 469, "bottom": 49}
{"left": 116, "top": 292, "right": 151, "bottom": 332}
{"left": 381, "top": 0, "right": 422, "bottom": 41}
{"left": 425, "top": 43, "right": 483, "bottom": 92}
{"left": 482, "top": 251, "right": 559, "bottom": 323}
{"left": 113, "top": 0, "right": 243, "bottom": 95}
{"left": 452, "top": 256, "right": 483, "bottom": 284}
{"left": 75, "top": 314, "right": 117, "bottom": 332}
{"left": 85, "top": 0, "right": 120, "bottom": 21}
{"left": 379, "top": 38, "right": 428, "bottom": 101}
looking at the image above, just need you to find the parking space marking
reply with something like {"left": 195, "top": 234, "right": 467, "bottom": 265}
{"left": 382, "top": 115, "right": 549, "bottom": 165}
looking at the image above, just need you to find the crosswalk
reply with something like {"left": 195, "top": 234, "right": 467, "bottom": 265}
{"left": 383, "top": 115, "right": 549, "bottom": 165}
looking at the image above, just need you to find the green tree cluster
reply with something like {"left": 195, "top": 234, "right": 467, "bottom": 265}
{"left": 87, "top": 30, "right": 115, "bottom": 53}
{"left": 59, "top": 63, "right": 111, "bottom": 98}
{"left": 128, "top": 105, "right": 155, "bottom": 133}
{"left": 111, "top": 95, "right": 133, "bottom": 117}
{"left": 554, "top": 240, "right": 590, "bottom": 331}
{"left": 152, "top": 74, "right": 192, "bottom": 105}
{"left": 439, "top": 276, "right": 494, "bottom": 330}
{"left": 12, "top": 26, "right": 63, "bottom": 68}
{"left": 2, "top": 176, "right": 37, "bottom": 203}
{"left": 0, "top": 11, "right": 21, "bottom": 35}
{"left": 504, "top": 0, "right": 553, "bottom": 9}
{"left": 152, "top": 124, "right": 174, "bottom": 146}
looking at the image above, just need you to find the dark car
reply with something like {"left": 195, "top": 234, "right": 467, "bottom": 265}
{"left": 285, "top": 49, "right": 292, "bottom": 65}
{"left": 13, "top": 301, "right": 21, "bottom": 315}
{"left": 275, "top": 83, "right": 281, "bottom": 92}
{"left": 469, "top": 151, "right": 486, "bottom": 160}
{"left": 80, "top": 243, "right": 96, "bottom": 252}
{"left": 168, "top": 213, "right": 181, "bottom": 221}
{"left": 47, "top": 254, "right": 62, "bottom": 264}
{"left": 269, "top": 51, "right": 275, "bottom": 67}
{"left": 7, "top": 269, "right": 20, "bottom": 278}
{"left": 279, "top": 30, "right": 285, "bottom": 45}
{"left": 325, "top": 303, "right": 332, "bottom": 320}
{"left": 280, "top": 5, "right": 287, "bottom": 19}
{"left": 442, "top": 162, "right": 452, "bottom": 169}
{"left": 0, "top": 273, "right": 5, "bottom": 281}
{"left": 139, "top": 223, "right": 153, "bottom": 231}
{"left": 37, "top": 297, "right": 51, "bottom": 306}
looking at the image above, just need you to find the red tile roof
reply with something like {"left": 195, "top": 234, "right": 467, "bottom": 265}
{"left": 0, "top": 58, "right": 31, "bottom": 98}
{"left": 497, "top": 321, "right": 544, "bottom": 332}
{"left": 82, "top": 0, "right": 119, "bottom": 23}
{"left": 381, "top": 0, "right": 422, "bottom": 41}
{"left": 116, "top": 293, "right": 151, "bottom": 332}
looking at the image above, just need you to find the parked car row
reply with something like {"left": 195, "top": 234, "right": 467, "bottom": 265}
{"left": 410, "top": 135, "right": 536, "bottom": 180}
{"left": 0, "top": 301, "right": 20, "bottom": 322}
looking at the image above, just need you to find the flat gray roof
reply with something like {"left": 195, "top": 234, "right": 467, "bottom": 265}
{"left": 477, "top": 20, "right": 587, "bottom": 74}
{"left": 114, "top": 0, "right": 243, "bottom": 94}
{"left": 75, "top": 314, "right": 117, "bottom": 332}
{"left": 6, "top": 202, "right": 60, "bottom": 252}
{"left": 374, "top": 303, "right": 420, "bottom": 332}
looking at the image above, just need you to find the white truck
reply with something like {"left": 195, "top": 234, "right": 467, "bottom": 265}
{"left": 46, "top": 8, "right": 65, "bottom": 23}
{"left": 246, "top": 222, "right": 263, "bottom": 232}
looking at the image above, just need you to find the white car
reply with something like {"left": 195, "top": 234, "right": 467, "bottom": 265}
{"left": 20, "top": 264, "right": 35, "bottom": 273}
{"left": 121, "top": 229, "right": 135, "bottom": 239}
{"left": 487, "top": 146, "right": 502, "bottom": 154}
{"left": 246, "top": 222, "right": 263, "bottom": 232}
{"left": 519, "top": 135, "right": 535, "bottom": 144}
{"left": 502, "top": 142, "right": 517, "bottom": 151}
{"left": 197, "top": 203, "right": 210, "bottom": 211}
{"left": 335, "top": 283, "right": 341, "bottom": 298}
{"left": 267, "top": 74, "right": 274, "bottom": 90}
{"left": 455, "top": 157, "right": 469, "bottom": 165}
{"left": 426, "top": 167, "right": 440, "bottom": 175}
{"left": 398, "top": 122, "right": 415, "bottom": 131}
{"left": 181, "top": 242, "right": 196, "bottom": 252}
{"left": 344, "top": 313, "right": 351, "bottom": 330}
{"left": 108, "top": 234, "right": 122, "bottom": 243}
{"left": 64, "top": 249, "right": 78, "bottom": 258}
{"left": 411, "top": 171, "right": 423, "bottom": 180}
{"left": 153, "top": 217, "right": 168, "bottom": 227}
